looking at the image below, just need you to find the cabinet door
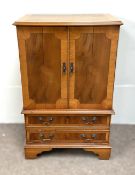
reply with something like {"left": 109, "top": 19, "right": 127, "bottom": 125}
{"left": 17, "top": 27, "right": 68, "bottom": 109}
{"left": 69, "top": 26, "right": 119, "bottom": 109}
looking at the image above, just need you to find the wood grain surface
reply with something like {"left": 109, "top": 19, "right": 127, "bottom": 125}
{"left": 13, "top": 14, "right": 123, "bottom": 26}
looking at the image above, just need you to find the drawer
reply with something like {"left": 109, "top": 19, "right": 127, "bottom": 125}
{"left": 25, "top": 115, "right": 110, "bottom": 127}
{"left": 26, "top": 129, "right": 109, "bottom": 144}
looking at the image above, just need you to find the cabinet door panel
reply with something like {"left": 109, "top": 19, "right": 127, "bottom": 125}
{"left": 69, "top": 26, "right": 119, "bottom": 109}
{"left": 17, "top": 27, "right": 68, "bottom": 109}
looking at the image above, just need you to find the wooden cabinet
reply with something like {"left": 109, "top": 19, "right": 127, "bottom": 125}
{"left": 14, "top": 14, "right": 122, "bottom": 159}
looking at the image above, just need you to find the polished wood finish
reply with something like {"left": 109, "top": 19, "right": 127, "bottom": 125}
{"left": 25, "top": 115, "right": 110, "bottom": 127}
{"left": 15, "top": 14, "right": 122, "bottom": 160}
{"left": 75, "top": 32, "right": 110, "bottom": 104}
{"left": 27, "top": 129, "right": 109, "bottom": 144}
{"left": 69, "top": 26, "right": 119, "bottom": 109}
{"left": 84, "top": 147, "right": 111, "bottom": 160}
{"left": 25, "top": 144, "right": 111, "bottom": 159}
{"left": 22, "top": 109, "right": 114, "bottom": 115}
{"left": 13, "top": 14, "right": 123, "bottom": 26}
{"left": 25, "top": 147, "right": 52, "bottom": 159}
{"left": 17, "top": 26, "right": 68, "bottom": 109}
{"left": 25, "top": 31, "right": 61, "bottom": 104}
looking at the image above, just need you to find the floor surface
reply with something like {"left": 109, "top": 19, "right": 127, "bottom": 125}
{"left": 0, "top": 124, "right": 135, "bottom": 175}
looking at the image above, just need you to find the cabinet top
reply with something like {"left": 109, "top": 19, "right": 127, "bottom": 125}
{"left": 13, "top": 14, "right": 123, "bottom": 26}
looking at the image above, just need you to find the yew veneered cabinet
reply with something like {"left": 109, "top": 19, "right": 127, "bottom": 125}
{"left": 14, "top": 14, "right": 122, "bottom": 159}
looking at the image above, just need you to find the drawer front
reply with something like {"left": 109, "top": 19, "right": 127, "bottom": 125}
{"left": 25, "top": 115, "right": 110, "bottom": 127}
{"left": 26, "top": 129, "right": 109, "bottom": 144}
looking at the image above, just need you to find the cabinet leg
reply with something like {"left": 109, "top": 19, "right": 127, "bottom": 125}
{"left": 25, "top": 147, "right": 52, "bottom": 159}
{"left": 98, "top": 148, "right": 111, "bottom": 160}
{"left": 84, "top": 147, "right": 111, "bottom": 160}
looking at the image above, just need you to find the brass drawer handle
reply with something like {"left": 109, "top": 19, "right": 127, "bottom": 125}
{"left": 62, "top": 62, "right": 66, "bottom": 73}
{"left": 38, "top": 116, "right": 53, "bottom": 125}
{"left": 80, "top": 133, "right": 97, "bottom": 142}
{"left": 39, "top": 133, "right": 54, "bottom": 142}
{"left": 70, "top": 62, "right": 74, "bottom": 73}
{"left": 82, "top": 116, "right": 97, "bottom": 124}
